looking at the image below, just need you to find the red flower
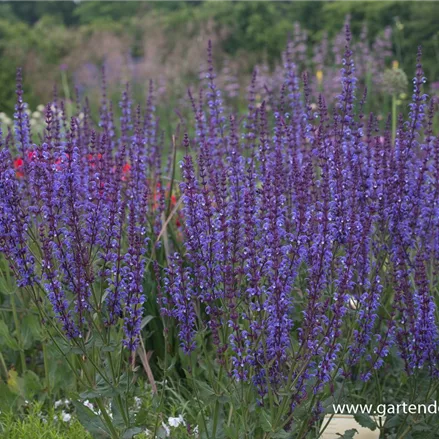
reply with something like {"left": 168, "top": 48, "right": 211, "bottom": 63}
{"left": 121, "top": 163, "right": 131, "bottom": 181}
{"left": 14, "top": 157, "right": 24, "bottom": 168}
{"left": 13, "top": 157, "right": 24, "bottom": 178}
{"left": 87, "top": 153, "right": 103, "bottom": 169}
{"left": 122, "top": 163, "right": 131, "bottom": 174}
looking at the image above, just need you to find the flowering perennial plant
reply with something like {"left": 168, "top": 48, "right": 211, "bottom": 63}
{"left": 159, "top": 28, "right": 439, "bottom": 435}
{"left": 1, "top": 74, "right": 167, "bottom": 348}
{"left": 0, "top": 70, "right": 171, "bottom": 437}
{"left": 1, "top": 23, "right": 439, "bottom": 439}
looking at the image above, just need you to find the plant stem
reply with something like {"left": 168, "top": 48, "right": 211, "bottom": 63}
{"left": 95, "top": 398, "right": 119, "bottom": 439}
{"left": 392, "top": 94, "right": 397, "bottom": 142}
{"left": 11, "top": 294, "right": 26, "bottom": 373}
{"left": 153, "top": 326, "right": 169, "bottom": 438}
{"left": 42, "top": 341, "right": 50, "bottom": 398}
{"left": 0, "top": 351, "right": 8, "bottom": 380}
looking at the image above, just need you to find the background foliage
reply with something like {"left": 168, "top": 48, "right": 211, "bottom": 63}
{"left": 0, "top": 1, "right": 439, "bottom": 113}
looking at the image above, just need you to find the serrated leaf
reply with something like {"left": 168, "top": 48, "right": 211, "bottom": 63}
{"left": 337, "top": 429, "right": 358, "bottom": 438}
{"left": 196, "top": 380, "right": 216, "bottom": 401}
{"left": 23, "top": 370, "right": 41, "bottom": 399}
{"left": 260, "top": 410, "right": 273, "bottom": 432}
{"left": 72, "top": 400, "right": 111, "bottom": 438}
{"left": 0, "top": 321, "right": 20, "bottom": 351}
{"left": 110, "top": 400, "right": 126, "bottom": 429}
{"left": 354, "top": 413, "right": 376, "bottom": 430}
{"left": 385, "top": 415, "right": 403, "bottom": 429}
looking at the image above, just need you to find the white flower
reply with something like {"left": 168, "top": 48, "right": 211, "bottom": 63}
{"left": 37, "top": 412, "right": 48, "bottom": 424}
{"left": 82, "top": 401, "right": 101, "bottom": 416}
{"left": 168, "top": 414, "right": 184, "bottom": 428}
{"left": 193, "top": 425, "right": 199, "bottom": 435}
{"left": 134, "top": 396, "right": 142, "bottom": 410}
{"left": 348, "top": 295, "right": 359, "bottom": 310}
{"left": 162, "top": 422, "right": 170, "bottom": 436}
{"left": 83, "top": 399, "right": 94, "bottom": 411}
{"left": 32, "top": 111, "right": 41, "bottom": 119}
{"left": 54, "top": 399, "right": 64, "bottom": 409}
{"left": 61, "top": 411, "right": 72, "bottom": 423}
{"left": 37, "top": 104, "right": 45, "bottom": 112}
{"left": 143, "top": 428, "right": 152, "bottom": 437}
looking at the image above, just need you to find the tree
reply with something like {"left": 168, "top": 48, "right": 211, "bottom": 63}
{"left": 0, "top": 0, "right": 76, "bottom": 25}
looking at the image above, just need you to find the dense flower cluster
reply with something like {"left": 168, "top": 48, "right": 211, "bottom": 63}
{"left": 161, "top": 27, "right": 439, "bottom": 412}
{"left": 0, "top": 71, "right": 167, "bottom": 351}
{"left": 1, "top": 21, "right": 438, "bottom": 436}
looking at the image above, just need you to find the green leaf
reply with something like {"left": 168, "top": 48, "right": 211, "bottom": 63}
{"left": 385, "top": 414, "right": 403, "bottom": 429}
{"left": 23, "top": 370, "right": 42, "bottom": 399}
{"left": 0, "top": 382, "right": 19, "bottom": 411}
{"left": 0, "top": 320, "right": 20, "bottom": 351}
{"left": 411, "top": 423, "right": 434, "bottom": 433}
{"left": 259, "top": 410, "right": 272, "bottom": 432}
{"left": 110, "top": 400, "right": 126, "bottom": 429}
{"left": 141, "top": 315, "right": 154, "bottom": 329}
{"left": 79, "top": 375, "right": 118, "bottom": 399}
{"left": 122, "top": 427, "right": 143, "bottom": 438}
{"left": 21, "top": 314, "right": 42, "bottom": 349}
{"left": 156, "top": 426, "right": 169, "bottom": 438}
{"left": 79, "top": 390, "right": 102, "bottom": 399}
{"left": 354, "top": 413, "right": 376, "bottom": 430}
{"left": 196, "top": 380, "right": 216, "bottom": 402}
{"left": 71, "top": 346, "right": 85, "bottom": 354}
{"left": 7, "top": 369, "right": 22, "bottom": 395}
{"left": 272, "top": 430, "right": 292, "bottom": 438}
{"left": 337, "top": 429, "right": 358, "bottom": 438}
{"left": 72, "top": 400, "right": 111, "bottom": 438}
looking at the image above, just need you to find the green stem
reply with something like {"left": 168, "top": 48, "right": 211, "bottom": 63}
{"left": 11, "top": 294, "right": 26, "bottom": 373}
{"left": 95, "top": 398, "right": 119, "bottom": 439}
{"left": 190, "top": 354, "right": 210, "bottom": 439}
{"left": 107, "top": 351, "right": 129, "bottom": 427}
{"left": 212, "top": 399, "right": 220, "bottom": 439}
{"left": 392, "top": 94, "right": 397, "bottom": 142}
{"left": 42, "top": 341, "right": 50, "bottom": 398}
{"left": 153, "top": 326, "right": 169, "bottom": 437}
{"left": 0, "top": 351, "right": 8, "bottom": 380}
{"left": 61, "top": 70, "right": 71, "bottom": 111}
{"left": 227, "top": 405, "right": 233, "bottom": 427}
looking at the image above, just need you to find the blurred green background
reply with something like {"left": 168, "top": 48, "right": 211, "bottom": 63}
{"left": 0, "top": 1, "right": 438, "bottom": 112}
